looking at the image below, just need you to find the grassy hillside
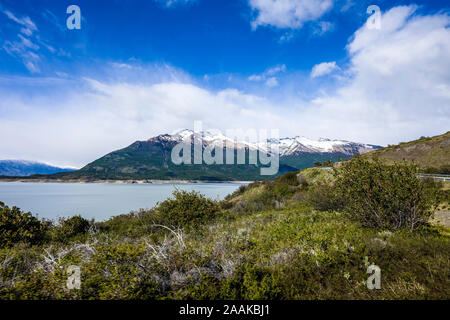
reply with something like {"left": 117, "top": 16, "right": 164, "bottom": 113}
{"left": 363, "top": 131, "right": 450, "bottom": 173}
{"left": 0, "top": 160, "right": 448, "bottom": 300}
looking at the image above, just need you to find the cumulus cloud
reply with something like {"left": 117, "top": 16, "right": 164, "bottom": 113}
{"left": 305, "top": 5, "right": 450, "bottom": 144}
{"left": 310, "top": 61, "right": 339, "bottom": 78}
{"left": 249, "top": 0, "right": 334, "bottom": 29}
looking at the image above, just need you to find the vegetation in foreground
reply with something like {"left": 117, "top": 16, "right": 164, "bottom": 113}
{"left": 0, "top": 158, "right": 448, "bottom": 299}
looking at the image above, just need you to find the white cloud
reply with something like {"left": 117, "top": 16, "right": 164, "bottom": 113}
{"left": 248, "top": 64, "right": 286, "bottom": 87}
{"left": 304, "top": 6, "right": 450, "bottom": 144}
{"left": 2, "top": 9, "right": 43, "bottom": 73}
{"left": 249, "top": 0, "right": 334, "bottom": 29}
{"left": 18, "top": 34, "right": 39, "bottom": 50}
{"left": 340, "top": 0, "right": 354, "bottom": 12}
{"left": 155, "top": 0, "right": 196, "bottom": 7}
{"left": 265, "top": 77, "right": 279, "bottom": 87}
{"left": 24, "top": 61, "right": 40, "bottom": 73}
{"left": 3, "top": 36, "right": 41, "bottom": 73}
{"left": 266, "top": 64, "right": 287, "bottom": 75}
{"left": 20, "top": 27, "right": 33, "bottom": 36}
{"left": 248, "top": 74, "right": 263, "bottom": 81}
{"left": 3, "top": 10, "right": 37, "bottom": 33}
{"left": 310, "top": 61, "right": 339, "bottom": 78}
{"left": 279, "top": 31, "right": 294, "bottom": 42}
{"left": 313, "top": 21, "right": 334, "bottom": 36}
{"left": 2, "top": 8, "right": 65, "bottom": 73}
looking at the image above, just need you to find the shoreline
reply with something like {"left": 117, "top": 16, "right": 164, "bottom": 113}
{"left": 0, "top": 178, "right": 252, "bottom": 184}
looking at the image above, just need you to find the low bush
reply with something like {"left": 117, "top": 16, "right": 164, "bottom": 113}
{"left": 274, "top": 171, "right": 299, "bottom": 186}
{"left": 97, "top": 209, "right": 158, "bottom": 238}
{"left": 0, "top": 202, "right": 48, "bottom": 248}
{"left": 52, "top": 215, "right": 90, "bottom": 243}
{"left": 155, "top": 190, "right": 220, "bottom": 228}
{"left": 305, "top": 183, "right": 346, "bottom": 212}
{"left": 335, "top": 157, "right": 440, "bottom": 230}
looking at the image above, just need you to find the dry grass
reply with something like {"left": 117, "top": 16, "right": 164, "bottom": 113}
{"left": 363, "top": 131, "right": 450, "bottom": 169}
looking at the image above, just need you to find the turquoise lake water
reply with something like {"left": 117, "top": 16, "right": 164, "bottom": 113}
{"left": 0, "top": 182, "right": 245, "bottom": 221}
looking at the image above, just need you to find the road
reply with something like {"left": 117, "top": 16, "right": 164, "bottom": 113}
{"left": 418, "top": 174, "right": 450, "bottom": 182}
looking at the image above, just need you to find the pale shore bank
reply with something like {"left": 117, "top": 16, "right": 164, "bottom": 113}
{"left": 0, "top": 178, "right": 252, "bottom": 184}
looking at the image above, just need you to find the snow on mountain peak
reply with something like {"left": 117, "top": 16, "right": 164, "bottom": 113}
{"left": 152, "top": 131, "right": 379, "bottom": 156}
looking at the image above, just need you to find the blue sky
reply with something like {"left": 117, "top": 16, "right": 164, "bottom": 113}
{"left": 0, "top": 0, "right": 445, "bottom": 78}
{"left": 0, "top": 0, "right": 449, "bottom": 167}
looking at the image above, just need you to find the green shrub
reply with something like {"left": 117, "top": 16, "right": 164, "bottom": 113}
{"left": 335, "top": 157, "right": 440, "bottom": 230}
{"left": 423, "top": 165, "right": 450, "bottom": 174}
{"left": 274, "top": 171, "right": 299, "bottom": 186}
{"left": 0, "top": 202, "right": 47, "bottom": 248}
{"left": 155, "top": 190, "right": 220, "bottom": 228}
{"left": 97, "top": 209, "right": 158, "bottom": 238}
{"left": 230, "top": 184, "right": 293, "bottom": 213}
{"left": 53, "top": 215, "right": 90, "bottom": 242}
{"left": 306, "top": 183, "right": 346, "bottom": 212}
{"left": 441, "top": 189, "right": 450, "bottom": 203}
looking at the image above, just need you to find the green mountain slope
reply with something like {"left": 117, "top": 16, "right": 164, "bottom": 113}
{"left": 54, "top": 138, "right": 296, "bottom": 181}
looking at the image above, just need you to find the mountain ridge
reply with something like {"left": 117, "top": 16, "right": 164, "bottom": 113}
{"left": 0, "top": 160, "right": 75, "bottom": 177}
{"left": 48, "top": 131, "right": 381, "bottom": 181}
{"left": 148, "top": 129, "right": 381, "bottom": 156}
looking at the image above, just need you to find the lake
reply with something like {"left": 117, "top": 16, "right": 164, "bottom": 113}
{"left": 0, "top": 182, "right": 246, "bottom": 221}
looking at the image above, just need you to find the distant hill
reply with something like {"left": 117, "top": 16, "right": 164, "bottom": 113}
{"left": 0, "top": 160, "right": 75, "bottom": 177}
{"left": 362, "top": 131, "right": 450, "bottom": 173}
{"left": 46, "top": 130, "right": 380, "bottom": 181}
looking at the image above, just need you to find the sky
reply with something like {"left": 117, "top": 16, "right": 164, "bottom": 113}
{"left": 0, "top": 0, "right": 449, "bottom": 168}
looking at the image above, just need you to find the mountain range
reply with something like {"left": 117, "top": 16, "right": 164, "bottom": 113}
{"left": 44, "top": 130, "right": 381, "bottom": 181}
{"left": 0, "top": 160, "right": 74, "bottom": 177}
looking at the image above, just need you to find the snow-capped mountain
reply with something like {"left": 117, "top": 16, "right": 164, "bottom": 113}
{"left": 151, "top": 129, "right": 381, "bottom": 156}
{"left": 49, "top": 130, "right": 381, "bottom": 181}
{"left": 0, "top": 160, "right": 75, "bottom": 177}
{"left": 264, "top": 136, "right": 380, "bottom": 156}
